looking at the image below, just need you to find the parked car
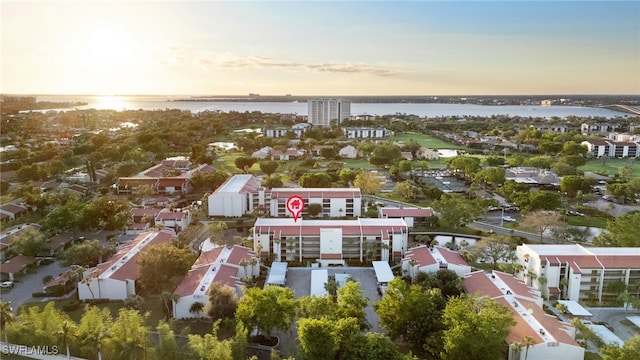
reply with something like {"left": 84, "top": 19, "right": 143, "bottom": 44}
{"left": 502, "top": 216, "right": 517, "bottom": 222}
{"left": 1, "top": 281, "right": 15, "bottom": 288}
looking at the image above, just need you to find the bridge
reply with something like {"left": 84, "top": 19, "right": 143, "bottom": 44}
{"left": 600, "top": 104, "right": 640, "bottom": 116}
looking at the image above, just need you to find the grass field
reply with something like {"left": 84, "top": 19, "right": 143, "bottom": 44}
{"left": 578, "top": 158, "right": 639, "bottom": 178}
{"left": 391, "top": 131, "right": 464, "bottom": 149}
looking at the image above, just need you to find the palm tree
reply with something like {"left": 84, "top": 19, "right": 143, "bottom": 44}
{"left": 522, "top": 335, "right": 536, "bottom": 360}
{"left": 189, "top": 302, "right": 205, "bottom": 318}
{"left": 559, "top": 278, "right": 569, "bottom": 300}
{"left": 160, "top": 291, "right": 180, "bottom": 321}
{"left": 512, "top": 341, "right": 523, "bottom": 360}
{"left": 538, "top": 276, "right": 548, "bottom": 299}
{"left": 408, "top": 259, "right": 418, "bottom": 282}
{"left": 56, "top": 320, "right": 76, "bottom": 360}
{"left": 526, "top": 270, "right": 537, "bottom": 287}
{"left": 0, "top": 301, "right": 15, "bottom": 343}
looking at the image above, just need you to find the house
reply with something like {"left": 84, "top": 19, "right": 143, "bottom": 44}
{"left": 0, "top": 224, "right": 42, "bottom": 261}
{"left": 533, "top": 125, "right": 568, "bottom": 133}
{"left": 156, "top": 210, "right": 191, "bottom": 233}
{"left": 251, "top": 146, "right": 272, "bottom": 160}
{"left": 172, "top": 244, "right": 259, "bottom": 319}
{"left": 271, "top": 148, "right": 304, "bottom": 161}
{"left": 505, "top": 167, "right": 560, "bottom": 186}
{"left": 402, "top": 245, "right": 471, "bottom": 278}
{"left": 378, "top": 207, "right": 435, "bottom": 228}
{"left": 343, "top": 127, "right": 393, "bottom": 139}
{"left": 157, "top": 178, "right": 189, "bottom": 194}
{"left": 400, "top": 152, "right": 413, "bottom": 160}
{"left": 463, "top": 270, "right": 584, "bottom": 360}
{"left": 46, "top": 234, "right": 74, "bottom": 255}
{"left": 338, "top": 145, "right": 357, "bottom": 159}
{"left": 182, "top": 164, "right": 217, "bottom": 179}
{"left": 416, "top": 147, "right": 440, "bottom": 160}
{"left": 581, "top": 139, "right": 640, "bottom": 158}
{"left": 268, "top": 188, "right": 362, "bottom": 218}
{"left": 78, "top": 229, "right": 176, "bottom": 301}
{"left": 0, "top": 203, "right": 28, "bottom": 221}
{"left": 1, "top": 255, "right": 36, "bottom": 281}
{"left": 116, "top": 178, "right": 159, "bottom": 194}
{"left": 253, "top": 218, "right": 408, "bottom": 264}
{"left": 207, "top": 175, "right": 264, "bottom": 217}
{"left": 516, "top": 244, "right": 640, "bottom": 303}
{"left": 581, "top": 123, "right": 619, "bottom": 134}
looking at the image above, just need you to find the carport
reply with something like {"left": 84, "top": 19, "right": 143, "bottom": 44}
{"left": 265, "top": 262, "right": 288, "bottom": 286}
{"left": 372, "top": 261, "right": 394, "bottom": 286}
{"left": 558, "top": 300, "right": 593, "bottom": 319}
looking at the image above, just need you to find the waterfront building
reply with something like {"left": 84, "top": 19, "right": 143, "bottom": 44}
{"left": 307, "top": 98, "right": 351, "bottom": 126}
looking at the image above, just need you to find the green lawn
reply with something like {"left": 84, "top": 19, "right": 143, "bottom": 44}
{"left": 391, "top": 131, "right": 464, "bottom": 149}
{"left": 578, "top": 158, "right": 639, "bottom": 178}
{"left": 566, "top": 216, "right": 608, "bottom": 228}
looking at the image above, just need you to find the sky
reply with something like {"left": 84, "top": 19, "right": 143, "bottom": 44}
{"left": 1, "top": 0, "right": 639, "bottom": 96}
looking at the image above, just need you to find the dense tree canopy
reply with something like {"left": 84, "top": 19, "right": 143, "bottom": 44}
{"left": 236, "top": 286, "right": 297, "bottom": 338}
{"left": 594, "top": 212, "right": 640, "bottom": 247}
{"left": 137, "top": 243, "right": 196, "bottom": 294}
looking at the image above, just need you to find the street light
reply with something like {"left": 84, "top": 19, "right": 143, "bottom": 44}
{"left": 501, "top": 207, "right": 505, "bottom": 227}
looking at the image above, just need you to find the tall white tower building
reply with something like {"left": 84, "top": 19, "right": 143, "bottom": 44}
{"left": 307, "top": 98, "right": 351, "bottom": 126}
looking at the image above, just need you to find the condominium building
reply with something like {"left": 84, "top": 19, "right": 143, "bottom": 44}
{"left": 464, "top": 270, "right": 584, "bottom": 360}
{"left": 207, "top": 175, "right": 265, "bottom": 217}
{"left": 516, "top": 244, "right": 640, "bottom": 303}
{"left": 307, "top": 98, "right": 351, "bottom": 126}
{"left": 252, "top": 218, "right": 408, "bottom": 264}
{"left": 268, "top": 188, "right": 362, "bottom": 218}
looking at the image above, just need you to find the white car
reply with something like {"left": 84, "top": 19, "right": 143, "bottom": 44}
{"left": 1, "top": 281, "right": 15, "bottom": 288}
{"left": 502, "top": 216, "right": 517, "bottom": 222}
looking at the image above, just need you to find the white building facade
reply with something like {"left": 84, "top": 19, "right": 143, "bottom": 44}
{"left": 516, "top": 244, "right": 640, "bottom": 302}
{"left": 268, "top": 188, "right": 362, "bottom": 218}
{"left": 78, "top": 229, "right": 176, "bottom": 301}
{"left": 307, "top": 98, "right": 351, "bottom": 126}
{"left": 207, "top": 175, "right": 264, "bottom": 217}
{"left": 253, "top": 218, "right": 408, "bottom": 264}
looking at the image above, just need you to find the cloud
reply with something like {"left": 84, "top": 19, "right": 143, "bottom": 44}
{"left": 213, "top": 55, "right": 402, "bottom": 77}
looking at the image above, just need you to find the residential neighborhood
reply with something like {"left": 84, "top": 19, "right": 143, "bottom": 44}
{"left": 1, "top": 93, "right": 639, "bottom": 360}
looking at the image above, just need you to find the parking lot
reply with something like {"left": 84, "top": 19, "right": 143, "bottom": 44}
{"left": 273, "top": 266, "right": 385, "bottom": 357}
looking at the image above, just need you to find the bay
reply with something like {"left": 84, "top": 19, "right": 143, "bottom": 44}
{"left": 35, "top": 95, "right": 630, "bottom": 118}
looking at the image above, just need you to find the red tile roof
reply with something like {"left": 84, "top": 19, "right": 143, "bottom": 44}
{"left": 436, "top": 246, "right": 469, "bottom": 267}
{"left": 174, "top": 265, "right": 210, "bottom": 297}
{"left": 214, "top": 264, "right": 241, "bottom": 288}
{"left": 0, "top": 203, "right": 28, "bottom": 214}
{"left": 194, "top": 247, "right": 224, "bottom": 267}
{"left": 1, "top": 255, "right": 35, "bottom": 274}
{"left": 131, "top": 208, "right": 163, "bottom": 217}
{"left": 226, "top": 246, "right": 256, "bottom": 265}
{"left": 404, "top": 246, "right": 437, "bottom": 267}
{"left": 463, "top": 271, "right": 504, "bottom": 298}
{"left": 46, "top": 234, "right": 72, "bottom": 251}
{"left": 157, "top": 212, "right": 186, "bottom": 221}
{"left": 157, "top": 178, "right": 188, "bottom": 187}
{"left": 270, "top": 188, "right": 361, "bottom": 199}
{"left": 94, "top": 230, "right": 175, "bottom": 281}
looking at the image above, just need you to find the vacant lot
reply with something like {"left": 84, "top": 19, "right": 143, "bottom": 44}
{"left": 391, "top": 131, "right": 464, "bottom": 149}
{"left": 579, "top": 158, "right": 639, "bottom": 178}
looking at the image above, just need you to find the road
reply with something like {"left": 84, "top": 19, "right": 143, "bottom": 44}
{"left": 586, "top": 307, "right": 640, "bottom": 342}
{"left": 0, "top": 261, "right": 66, "bottom": 314}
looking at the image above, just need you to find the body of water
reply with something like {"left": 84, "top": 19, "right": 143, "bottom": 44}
{"left": 34, "top": 95, "right": 631, "bottom": 118}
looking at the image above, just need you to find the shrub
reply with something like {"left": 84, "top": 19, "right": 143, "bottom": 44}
{"left": 62, "top": 301, "right": 80, "bottom": 312}
{"left": 32, "top": 292, "right": 46, "bottom": 298}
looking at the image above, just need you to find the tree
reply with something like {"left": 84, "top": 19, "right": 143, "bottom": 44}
{"left": 298, "top": 317, "right": 338, "bottom": 360}
{"left": 472, "top": 236, "right": 513, "bottom": 270}
{"left": 446, "top": 156, "right": 481, "bottom": 180}
{"left": 521, "top": 335, "right": 536, "bottom": 360}
{"left": 551, "top": 162, "right": 578, "bottom": 176}
{"left": 391, "top": 181, "right": 416, "bottom": 201}
{"left": 336, "top": 280, "right": 370, "bottom": 330}
{"left": 60, "top": 240, "right": 115, "bottom": 267}
{"left": 442, "top": 295, "right": 515, "bottom": 360}
{"left": 56, "top": 320, "right": 77, "bottom": 360}
{"left": 602, "top": 335, "right": 640, "bottom": 360}
{"left": 298, "top": 172, "right": 333, "bottom": 188}
{"left": 594, "top": 212, "right": 640, "bottom": 247}
{"left": 190, "top": 171, "right": 230, "bottom": 191}
{"left": 189, "top": 302, "right": 205, "bottom": 318}
{"left": 262, "top": 175, "right": 283, "bottom": 189}
{"left": 205, "top": 282, "right": 238, "bottom": 321}
{"left": 151, "top": 321, "right": 180, "bottom": 360}
{"left": 187, "top": 320, "right": 233, "bottom": 360}
{"left": 320, "top": 146, "right": 339, "bottom": 160}
{"left": 414, "top": 269, "right": 464, "bottom": 299}
{"left": 524, "top": 155, "right": 553, "bottom": 169}
{"left": 296, "top": 295, "right": 336, "bottom": 319}
{"left": 473, "top": 167, "right": 506, "bottom": 188}
{"left": 353, "top": 170, "right": 384, "bottom": 195}
{"left": 10, "top": 302, "right": 73, "bottom": 352}
{"left": 562, "top": 141, "right": 588, "bottom": 156}
{"left": 518, "top": 211, "right": 564, "bottom": 243}
{"left": 398, "top": 160, "right": 412, "bottom": 173}
{"left": 234, "top": 156, "right": 257, "bottom": 173}
{"left": 560, "top": 175, "right": 592, "bottom": 197}
{"left": 259, "top": 161, "right": 279, "bottom": 176}
{"left": 86, "top": 196, "right": 130, "bottom": 231}
{"left": 307, "top": 203, "right": 323, "bottom": 218}
{"left": 103, "top": 309, "right": 150, "bottom": 360}
{"left": 208, "top": 221, "right": 228, "bottom": 246}
{"left": 137, "top": 243, "right": 196, "bottom": 294}
{"left": 374, "top": 277, "right": 446, "bottom": 357}
{"left": 0, "top": 301, "right": 14, "bottom": 344}
{"left": 432, "top": 193, "right": 483, "bottom": 230}
{"left": 524, "top": 191, "right": 561, "bottom": 212}
{"left": 77, "top": 306, "right": 112, "bottom": 360}
{"left": 560, "top": 154, "right": 587, "bottom": 167}
{"left": 42, "top": 199, "right": 88, "bottom": 234}
{"left": 12, "top": 226, "right": 48, "bottom": 257}
{"left": 236, "top": 286, "right": 296, "bottom": 339}
{"left": 369, "top": 143, "right": 401, "bottom": 167}
{"left": 159, "top": 291, "right": 180, "bottom": 321}
{"left": 339, "top": 168, "right": 357, "bottom": 184}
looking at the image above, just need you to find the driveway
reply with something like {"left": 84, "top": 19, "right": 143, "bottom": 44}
{"left": 586, "top": 307, "right": 640, "bottom": 342}
{"left": 0, "top": 261, "right": 66, "bottom": 314}
{"left": 585, "top": 199, "right": 640, "bottom": 217}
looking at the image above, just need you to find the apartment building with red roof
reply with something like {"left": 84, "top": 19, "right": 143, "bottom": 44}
{"left": 463, "top": 270, "right": 584, "bottom": 360}
{"left": 269, "top": 187, "right": 362, "bottom": 218}
{"left": 78, "top": 229, "right": 176, "bottom": 301}
{"left": 253, "top": 218, "right": 408, "bottom": 264}
{"left": 172, "top": 245, "right": 259, "bottom": 319}
{"left": 401, "top": 244, "right": 471, "bottom": 278}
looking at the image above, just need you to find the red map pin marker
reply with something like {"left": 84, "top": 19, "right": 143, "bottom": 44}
{"left": 286, "top": 195, "right": 304, "bottom": 222}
